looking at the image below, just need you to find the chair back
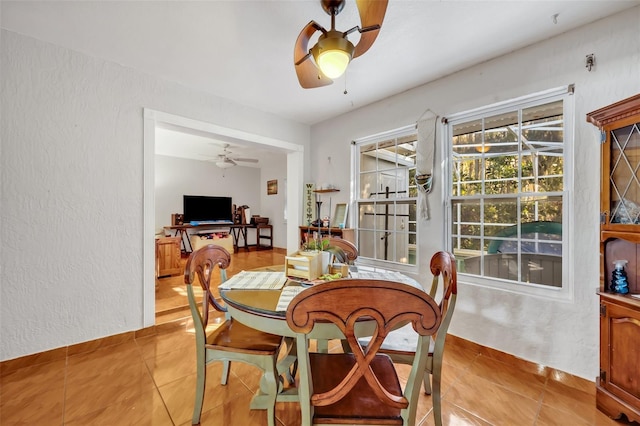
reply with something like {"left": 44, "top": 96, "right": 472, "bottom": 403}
{"left": 426, "top": 251, "right": 458, "bottom": 356}
{"left": 287, "top": 279, "right": 442, "bottom": 421}
{"left": 184, "top": 244, "right": 231, "bottom": 328}
{"left": 327, "top": 237, "right": 358, "bottom": 264}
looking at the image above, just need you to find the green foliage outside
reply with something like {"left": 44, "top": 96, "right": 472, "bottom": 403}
{"left": 451, "top": 112, "right": 564, "bottom": 253}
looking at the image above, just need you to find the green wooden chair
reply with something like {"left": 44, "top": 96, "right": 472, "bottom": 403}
{"left": 374, "top": 251, "right": 458, "bottom": 426}
{"left": 347, "top": 251, "right": 458, "bottom": 426}
{"left": 184, "top": 244, "right": 284, "bottom": 426}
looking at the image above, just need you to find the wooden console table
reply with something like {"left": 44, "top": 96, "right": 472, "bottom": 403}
{"left": 230, "top": 224, "right": 273, "bottom": 252}
{"left": 165, "top": 223, "right": 274, "bottom": 253}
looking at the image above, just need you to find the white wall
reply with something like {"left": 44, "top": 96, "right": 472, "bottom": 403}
{"left": 155, "top": 154, "right": 261, "bottom": 231}
{"left": 259, "top": 154, "right": 288, "bottom": 249}
{"left": 310, "top": 7, "right": 640, "bottom": 380}
{"left": 0, "top": 30, "right": 309, "bottom": 361}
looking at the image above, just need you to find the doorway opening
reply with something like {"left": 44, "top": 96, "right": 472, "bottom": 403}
{"left": 143, "top": 109, "right": 304, "bottom": 327}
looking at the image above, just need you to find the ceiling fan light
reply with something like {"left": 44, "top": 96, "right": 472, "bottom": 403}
{"left": 313, "top": 35, "right": 354, "bottom": 79}
{"left": 318, "top": 50, "right": 350, "bottom": 78}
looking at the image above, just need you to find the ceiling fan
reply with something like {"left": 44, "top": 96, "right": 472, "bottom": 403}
{"left": 294, "top": 0, "right": 388, "bottom": 89}
{"left": 213, "top": 144, "right": 259, "bottom": 169}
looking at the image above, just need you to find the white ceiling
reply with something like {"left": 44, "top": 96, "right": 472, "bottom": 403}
{"left": 154, "top": 124, "right": 282, "bottom": 167}
{"left": 3, "top": 0, "right": 638, "bottom": 162}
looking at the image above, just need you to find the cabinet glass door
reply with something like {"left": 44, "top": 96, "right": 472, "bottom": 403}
{"left": 610, "top": 122, "right": 640, "bottom": 224}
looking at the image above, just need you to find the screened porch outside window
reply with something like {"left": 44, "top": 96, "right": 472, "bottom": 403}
{"left": 446, "top": 88, "right": 571, "bottom": 293}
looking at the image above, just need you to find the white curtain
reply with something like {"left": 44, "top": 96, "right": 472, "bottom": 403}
{"left": 416, "top": 111, "right": 438, "bottom": 220}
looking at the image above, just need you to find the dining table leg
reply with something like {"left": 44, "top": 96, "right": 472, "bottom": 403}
{"left": 278, "top": 337, "right": 298, "bottom": 385}
{"left": 249, "top": 337, "right": 300, "bottom": 410}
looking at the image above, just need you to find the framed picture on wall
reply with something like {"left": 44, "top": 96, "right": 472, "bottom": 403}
{"left": 267, "top": 179, "right": 278, "bottom": 195}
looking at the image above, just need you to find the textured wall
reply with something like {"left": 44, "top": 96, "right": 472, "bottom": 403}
{"left": 0, "top": 30, "right": 309, "bottom": 361}
{"left": 309, "top": 7, "right": 640, "bottom": 380}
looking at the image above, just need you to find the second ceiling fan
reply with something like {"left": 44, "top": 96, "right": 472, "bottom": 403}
{"left": 294, "top": 0, "right": 388, "bottom": 89}
{"left": 214, "top": 144, "right": 259, "bottom": 169}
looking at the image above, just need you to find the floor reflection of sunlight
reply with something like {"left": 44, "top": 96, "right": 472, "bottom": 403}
{"left": 171, "top": 285, "right": 187, "bottom": 296}
{"left": 171, "top": 284, "right": 205, "bottom": 297}
{"left": 185, "top": 312, "right": 225, "bottom": 334}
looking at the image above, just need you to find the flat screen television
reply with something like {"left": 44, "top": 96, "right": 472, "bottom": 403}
{"left": 183, "top": 195, "right": 233, "bottom": 224}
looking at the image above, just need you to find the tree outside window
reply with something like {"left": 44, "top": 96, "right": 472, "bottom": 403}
{"left": 448, "top": 95, "right": 567, "bottom": 289}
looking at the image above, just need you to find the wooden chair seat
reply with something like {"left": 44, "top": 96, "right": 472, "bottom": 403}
{"left": 206, "top": 319, "right": 282, "bottom": 355}
{"left": 310, "top": 353, "right": 403, "bottom": 425}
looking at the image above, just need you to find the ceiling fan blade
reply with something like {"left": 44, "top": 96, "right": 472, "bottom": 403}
{"left": 294, "top": 21, "right": 333, "bottom": 88}
{"left": 353, "top": 0, "right": 388, "bottom": 58}
{"left": 230, "top": 157, "right": 259, "bottom": 163}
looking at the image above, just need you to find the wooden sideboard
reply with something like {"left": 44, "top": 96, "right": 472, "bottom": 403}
{"left": 299, "top": 226, "right": 355, "bottom": 246}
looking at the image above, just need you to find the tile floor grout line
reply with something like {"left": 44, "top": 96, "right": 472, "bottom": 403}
{"left": 135, "top": 334, "right": 178, "bottom": 426}
{"left": 531, "top": 374, "right": 550, "bottom": 425}
{"left": 61, "top": 348, "right": 69, "bottom": 425}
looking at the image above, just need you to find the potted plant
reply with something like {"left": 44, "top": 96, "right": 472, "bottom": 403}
{"left": 301, "top": 238, "right": 350, "bottom": 274}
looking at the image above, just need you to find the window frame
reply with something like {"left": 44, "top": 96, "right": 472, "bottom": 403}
{"left": 351, "top": 125, "right": 419, "bottom": 273}
{"left": 444, "top": 86, "right": 574, "bottom": 300}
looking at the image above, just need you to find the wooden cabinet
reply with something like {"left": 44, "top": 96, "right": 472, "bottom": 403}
{"left": 299, "top": 226, "right": 355, "bottom": 247}
{"left": 587, "top": 93, "right": 640, "bottom": 423}
{"left": 597, "top": 293, "right": 640, "bottom": 423}
{"left": 156, "top": 236, "right": 181, "bottom": 278}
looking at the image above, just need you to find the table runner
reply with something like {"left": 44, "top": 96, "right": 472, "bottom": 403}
{"left": 218, "top": 271, "right": 287, "bottom": 290}
{"left": 275, "top": 286, "right": 306, "bottom": 312}
{"left": 350, "top": 269, "right": 421, "bottom": 289}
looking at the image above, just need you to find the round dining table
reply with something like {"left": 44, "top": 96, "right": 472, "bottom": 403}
{"left": 220, "top": 265, "right": 421, "bottom": 339}
{"left": 218, "top": 264, "right": 423, "bottom": 408}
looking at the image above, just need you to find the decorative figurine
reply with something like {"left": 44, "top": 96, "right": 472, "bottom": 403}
{"left": 611, "top": 259, "right": 630, "bottom": 294}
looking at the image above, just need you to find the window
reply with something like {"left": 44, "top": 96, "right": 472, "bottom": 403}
{"left": 353, "top": 126, "right": 418, "bottom": 268}
{"left": 446, "top": 87, "right": 573, "bottom": 295}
